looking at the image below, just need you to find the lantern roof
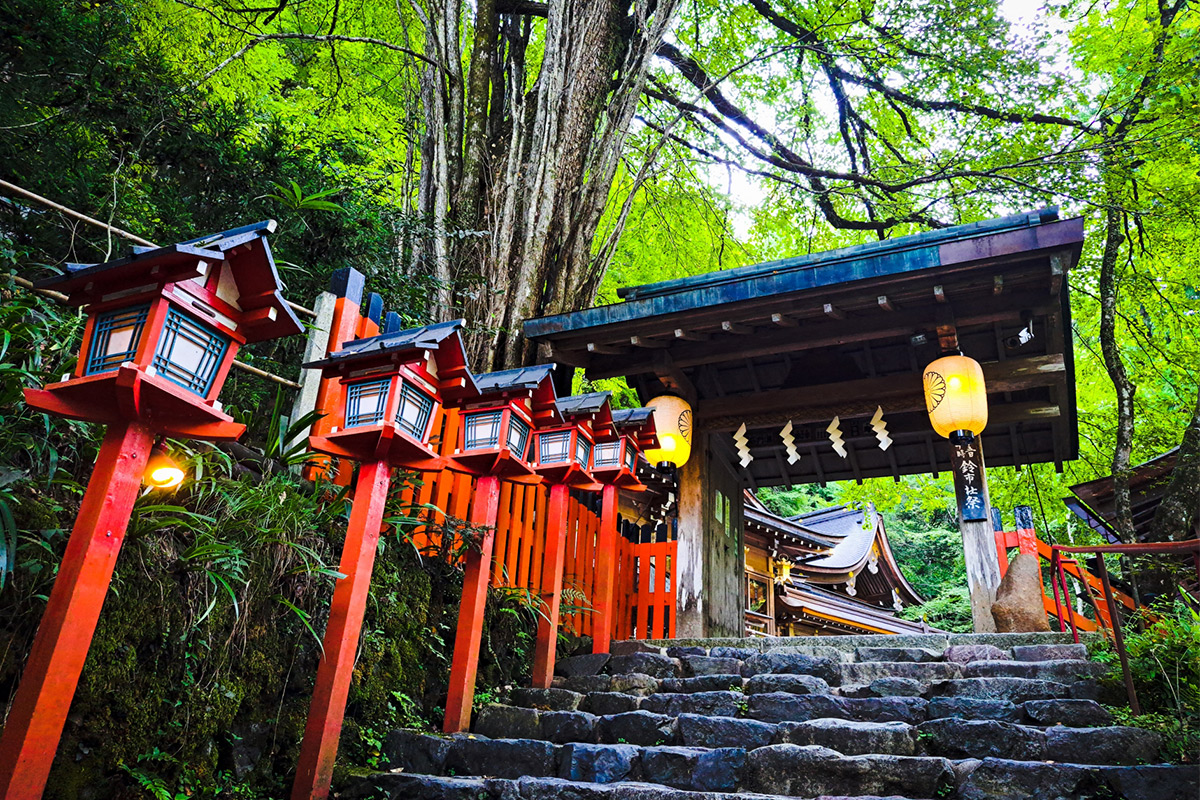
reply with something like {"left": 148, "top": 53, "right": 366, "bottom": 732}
{"left": 611, "top": 407, "right": 660, "bottom": 450}
{"left": 40, "top": 220, "right": 302, "bottom": 343}
{"left": 556, "top": 391, "right": 617, "bottom": 440}
{"left": 474, "top": 364, "right": 554, "bottom": 394}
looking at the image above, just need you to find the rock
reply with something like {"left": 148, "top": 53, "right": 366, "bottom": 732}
{"left": 868, "top": 678, "right": 925, "bottom": 697}
{"left": 666, "top": 645, "right": 706, "bottom": 658}
{"left": 641, "top": 690, "right": 743, "bottom": 718}
{"left": 559, "top": 675, "right": 612, "bottom": 694}
{"left": 854, "top": 646, "right": 941, "bottom": 663}
{"left": 1012, "top": 643, "right": 1087, "bottom": 662}
{"left": 556, "top": 742, "right": 640, "bottom": 783}
{"left": 742, "top": 744, "right": 955, "bottom": 798}
{"left": 744, "top": 673, "right": 830, "bottom": 696}
{"left": 340, "top": 773, "right": 500, "bottom": 800}
{"left": 382, "top": 729, "right": 456, "bottom": 774}
{"left": 511, "top": 687, "right": 584, "bottom": 711}
{"left": 608, "top": 673, "right": 659, "bottom": 696}
{"left": 777, "top": 718, "right": 917, "bottom": 756}
{"left": 837, "top": 662, "right": 962, "bottom": 684}
{"left": 931, "top": 677, "right": 1069, "bottom": 702}
{"left": 957, "top": 757, "right": 1106, "bottom": 800}
{"left": 1023, "top": 699, "right": 1113, "bottom": 728}
{"left": 584, "top": 692, "right": 641, "bottom": 715}
{"left": 659, "top": 675, "right": 742, "bottom": 694}
{"left": 608, "top": 653, "right": 678, "bottom": 678}
{"left": 639, "top": 745, "right": 746, "bottom": 792}
{"left": 1104, "top": 765, "right": 1200, "bottom": 800}
{"left": 676, "top": 713, "right": 777, "bottom": 749}
{"left": 444, "top": 737, "right": 556, "bottom": 779}
{"left": 741, "top": 652, "right": 838, "bottom": 683}
{"left": 748, "top": 692, "right": 848, "bottom": 724}
{"left": 710, "top": 646, "right": 757, "bottom": 660}
{"left": 473, "top": 704, "right": 540, "bottom": 739}
{"left": 1045, "top": 726, "right": 1162, "bottom": 766}
{"left": 609, "top": 640, "right": 661, "bottom": 656}
{"left": 766, "top": 644, "right": 849, "bottom": 662}
{"left": 681, "top": 655, "right": 743, "bottom": 677}
{"left": 925, "top": 697, "right": 1024, "bottom": 723}
{"left": 597, "top": 710, "right": 676, "bottom": 746}
{"left": 555, "top": 653, "right": 610, "bottom": 678}
{"left": 1067, "top": 680, "right": 1102, "bottom": 701}
{"left": 963, "top": 659, "right": 1106, "bottom": 682}
{"left": 540, "top": 710, "right": 598, "bottom": 744}
{"left": 916, "top": 718, "right": 1045, "bottom": 760}
{"left": 943, "top": 644, "right": 1010, "bottom": 664}
{"left": 991, "top": 553, "right": 1051, "bottom": 632}
{"left": 843, "top": 697, "right": 929, "bottom": 725}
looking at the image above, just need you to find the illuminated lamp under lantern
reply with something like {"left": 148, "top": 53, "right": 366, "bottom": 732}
{"left": 452, "top": 364, "right": 557, "bottom": 483}
{"left": 592, "top": 407, "right": 659, "bottom": 490}
{"left": 529, "top": 391, "right": 616, "bottom": 490}
{"left": 923, "top": 354, "right": 988, "bottom": 441}
{"left": 642, "top": 394, "right": 693, "bottom": 468}
{"left": 302, "top": 320, "right": 476, "bottom": 471}
{"left": 143, "top": 442, "right": 185, "bottom": 490}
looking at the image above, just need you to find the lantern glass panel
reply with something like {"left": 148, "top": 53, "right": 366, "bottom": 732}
{"left": 575, "top": 436, "right": 592, "bottom": 468}
{"left": 624, "top": 443, "right": 636, "bottom": 471}
{"left": 537, "top": 431, "right": 571, "bottom": 464}
{"left": 396, "top": 381, "right": 436, "bottom": 441}
{"left": 85, "top": 304, "right": 150, "bottom": 375}
{"left": 593, "top": 441, "right": 621, "bottom": 468}
{"left": 507, "top": 415, "right": 531, "bottom": 457}
{"left": 345, "top": 378, "right": 391, "bottom": 427}
{"left": 152, "top": 307, "right": 229, "bottom": 396}
{"left": 464, "top": 410, "right": 503, "bottom": 450}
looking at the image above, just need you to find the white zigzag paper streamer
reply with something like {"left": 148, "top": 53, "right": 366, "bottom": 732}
{"left": 734, "top": 423, "right": 753, "bottom": 467}
{"left": 870, "top": 405, "right": 893, "bottom": 451}
{"left": 780, "top": 420, "right": 800, "bottom": 464}
{"left": 826, "top": 416, "right": 847, "bottom": 458}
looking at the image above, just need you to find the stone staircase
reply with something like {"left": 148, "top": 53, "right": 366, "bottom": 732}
{"left": 343, "top": 633, "right": 1198, "bottom": 800}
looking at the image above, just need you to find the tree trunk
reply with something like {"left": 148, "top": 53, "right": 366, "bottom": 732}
{"left": 1147, "top": 386, "right": 1200, "bottom": 542}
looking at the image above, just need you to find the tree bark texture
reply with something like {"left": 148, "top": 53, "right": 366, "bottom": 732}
{"left": 1148, "top": 386, "right": 1200, "bottom": 542}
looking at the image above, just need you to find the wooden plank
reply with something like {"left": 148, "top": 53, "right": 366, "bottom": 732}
{"left": 823, "top": 303, "right": 845, "bottom": 320}
{"left": 771, "top": 313, "right": 798, "bottom": 327}
{"left": 493, "top": 481, "right": 515, "bottom": 586}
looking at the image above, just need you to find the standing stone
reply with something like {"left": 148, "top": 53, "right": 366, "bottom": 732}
{"left": 991, "top": 553, "right": 1051, "bottom": 632}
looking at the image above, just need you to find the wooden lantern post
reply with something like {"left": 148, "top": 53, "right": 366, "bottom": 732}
{"left": 441, "top": 365, "right": 559, "bottom": 733}
{"left": 0, "top": 222, "right": 302, "bottom": 800}
{"left": 589, "top": 408, "right": 659, "bottom": 654}
{"left": 291, "top": 320, "right": 474, "bottom": 800}
{"left": 527, "top": 392, "right": 616, "bottom": 688}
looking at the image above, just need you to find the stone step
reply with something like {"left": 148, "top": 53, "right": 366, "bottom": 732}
{"left": 960, "top": 658, "right": 1106, "bottom": 682}
{"left": 836, "top": 662, "right": 964, "bottom": 684}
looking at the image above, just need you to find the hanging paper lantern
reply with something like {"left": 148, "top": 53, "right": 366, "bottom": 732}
{"left": 642, "top": 395, "right": 692, "bottom": 467}
{"left": 923, "top": 354, "right": 988, "bottom": 439}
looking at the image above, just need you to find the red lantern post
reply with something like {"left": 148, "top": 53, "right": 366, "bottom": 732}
{"left": 442, "top": 365, "right": 559, "bottom": 733}
{"left": 527, "top": 392, "right": 616, "bottom": 688}
{"left": 0, "top": 222, "right": 302, "bottom": 800}
{"left": 291, "top": 320, "right": 474, "bottom": 800}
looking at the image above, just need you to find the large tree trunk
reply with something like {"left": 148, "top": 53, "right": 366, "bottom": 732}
{"left": 1147, "top": 386, "right": 1200, "bottom": 542}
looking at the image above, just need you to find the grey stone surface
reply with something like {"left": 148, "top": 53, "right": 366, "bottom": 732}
{"left": 992, "top": 552, "right": 1052, "bottom": 632}
{"left": 963, "top": 658, "right": 1106, "bottom": 682}
{"left": 658, "top": 675, "right": 742, "bottom": 694}
{"left": 1066, "top": 680, "right": 1102, "bottom": 701}
{"left": 1012, "top": 643, "right": 1088, "bottom": 662}
{"left": 1023, "top": 699, "right": 1112, "bottom": 728}
{"left": 854, "top": 646, "right": 941, "bottom": 663}
{"left": 608, "top": 653, "right": 679, "bottom": 679}
{"left": 1103, "top": 765, "right": 1200, "bottom": 800}
{"left": 1045, "top": 726, "right": 1162, "bottom": 766}
{"left": 916, "top": 718, "right": 1046, "bottom": 760}
{"left": 740, "top": 651, "right": 838, "bottom": 683}
{"left": 748, "top": 692, "right": 848, "bottom": 724}
{"left": 957, "top": 757, "right": 1107, "bottom": 800}
{"left": 680, "top": 655, "right": 742, "bottom": 677}
{"left": 444, "top": 737, "right": 557, "bottom": 779}
{"left": 925, "top": 697, "right": 1024, "bottom": 723}
{"left": 709, "top": 646, "right": 757, "bottom": 660}
{"left": 639, "top": 745, "right": 746, "bottom": 792}
{"left": 556, "top": 653, "right": 611, "bottom": 678}
{"left": 540, "top": 710, "right": 599, "bottom": 744}
{"left": 640, "top": 690, "right": 742, "bottom": 718}
{"left": 868, "top": 677, "right": 925, "bottom": 697}
{"left": 556, "top": 742, "right": 640, "bottom": 783}
{"left": 776, "top": 718, "right": 917, "bottom": 756}
{"left": 511, "top": 687, "right": 584, "bottom": 711}
{"left": 560, "top": 674, "right": 613, "bottom": 694}
{"left": 943, "top": 644, "right": 1010, "bottom": 664}
{"left": 665, "top": 645, "right": 706, "bottom": 658}
{"left": 381, "top": 729, "right": 455, "bottom": 775}
{"left": 843, "top": 697, "right": 929, "bottom": 724}
{"left": 837, "top": 661, "right": 962, "bottom": 684}
{"left": 675, "top": 713, "right": 776, "bottom": 749}
{"left": 584, "top": 692, "right": 642, "bottom": 715}
{"left": 742, "top": 744, "right": 955, "bottom": 798}
{"left": 608, "top": 673, "right": 660, "bottom": 696}
{"left": 762, "top": 644, "right": 850, "bottom": 662}
{"left": 609, "top": 640, "right": 662, "bottom": 656}
{"left": 341, "top": 773, "right": 504, "bottom": 800}
{"left": 930, "top": 677, "right": 1070, "bottom": 702}
{"left": 597, "top": 711, "right": 677, "bottom": 746}
{"left": 743, "top": 673, "right": 830, "bottom": 696}
{"left": 474, "top": 704, "right": 541, "bottom": 740}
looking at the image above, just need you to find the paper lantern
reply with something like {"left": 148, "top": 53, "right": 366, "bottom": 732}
{"left": 924, "top": 354, "right": 988, "bottom": 439}
{"left": 642, "top": 395, "right": 692, "bottom": 467}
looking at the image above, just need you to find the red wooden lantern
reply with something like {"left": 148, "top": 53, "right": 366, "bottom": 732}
{"left": 0, "top": 222, "right": 302, "bottom": 800}
{"left": 528, "top": 391, "right": 616, "bottom": 490}
{"left": 293, "top": 320, "right": 475, "bottom": 800}
{"left": 592, "top": 407, "right": 659, "bottom": 490}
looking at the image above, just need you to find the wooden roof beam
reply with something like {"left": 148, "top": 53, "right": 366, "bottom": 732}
{"left": 823, "top": 303, "right": 845, "bottom": 320}
{"left": 771, "top": 313, "right": 798, "bottom": 327}
{"left": 722, "top": 320, "right": 753, "bottom": 335}
{"left": 674, "top": 328, "right": 709, "bottom": 342}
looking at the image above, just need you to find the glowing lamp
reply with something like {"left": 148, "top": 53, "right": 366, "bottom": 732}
{"left": 303, "top": 320, "right": 475, "bottom": 472}
{"left": 923, "top": 354, "right": 988, "bottom": 440}
{"left": 452, "top": 365, "right": 556, "bottom": 483}
{"left": 642, "top": 395, "right": 692, "bottom": 468}
{"left": 591, "top": 407, "right": 658, "bottom": 490}
{"left": 143, "top": 444, "right": 185, "bottom": 490}
{"left": 530, "top": 391, "right": 615, "bottom": 489}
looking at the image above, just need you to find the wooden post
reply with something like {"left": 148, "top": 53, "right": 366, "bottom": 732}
{"left": 292, "top": 459, "right": 391, "bottom": 800}
{"left": 303, "top": 269, "right": 364, "bottom": 484}
{"left": 950, "top": 435, "right": 1001, "bottom": 633}
{"left": 531, "top": 483, "right": 570, "bottom": 688}
{"left": 591, "top": 484, "right": 619, "bottom": 654}
{"left": 442, "top": 475, "right": 501, "bottom": 733}
{"left": 287, "top": 290, "right": 336, "bottom": 464}
{"left": 1014, "top": 505, "right": 1038, "bottom": 555}
{"left": 0, "top": 421, "right": 155, "bottom": 800}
